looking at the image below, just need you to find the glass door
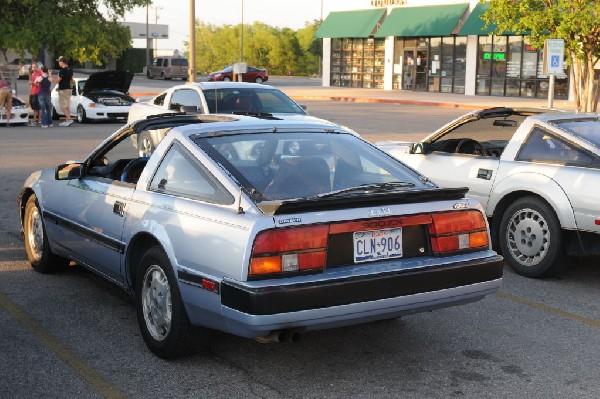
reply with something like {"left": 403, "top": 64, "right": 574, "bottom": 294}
{"left": 415, "top": 49, "right": 428, "bottom": 91}
{"left": 402, "top": 50, "right": 415, "bottom": 90}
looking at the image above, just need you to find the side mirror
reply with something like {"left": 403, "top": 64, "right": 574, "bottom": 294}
{"left": 55, "top": 163, "right": 82, "bottom": 180}
{"left": 409, "top": 142, "right": 427, "bottom": 154}
{"left": 299, "top": 104, "right": 307, "bottom": 111}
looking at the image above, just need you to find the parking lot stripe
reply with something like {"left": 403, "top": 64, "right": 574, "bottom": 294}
{"left": 496, "top": 291, "right": 600, "bottom": 328}
{"left": 0, "top": 291, "right": 129, "bottom": 399}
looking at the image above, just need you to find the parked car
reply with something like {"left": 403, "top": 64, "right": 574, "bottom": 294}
{"left": 19, "top": 114, "right": 502, "bottom": 358}
{"left": 12, "top": 58, "right": 43, "bottom": 79}
{"left": 146, "top": 56, "right": 189, "bottom": 80}
{"left": 51, "top": 70, "right": 135, "bottom": 123}
{"left": 0, "top": 97, "right": 31, "bottom": 125}
{"left": 208, "top": 66, "right": 268, "bottom": 83}
{"left": 127, "top": 82, "right": 346, "bottom": 156}
{"left": 379, "top": 107, "right": 600, "bottom": 278}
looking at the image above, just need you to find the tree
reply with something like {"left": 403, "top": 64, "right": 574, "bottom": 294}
{"left": 482, "top": 0, "right": 600, "bottom": 112}
{"left": 0, "top": 0, "right": 147, "bottom": 65}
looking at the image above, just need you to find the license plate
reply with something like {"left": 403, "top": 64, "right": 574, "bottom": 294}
{"left": 353, "top": 228, "right": 403, "bottom": 263}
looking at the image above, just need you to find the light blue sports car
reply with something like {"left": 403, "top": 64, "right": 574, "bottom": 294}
{"left": 19, "top": 113, "right": 503, "bottom": 358}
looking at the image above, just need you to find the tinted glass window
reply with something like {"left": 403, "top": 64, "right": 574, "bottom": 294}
{"left": 150, "top": 142, "right": 232, "bottom": 203}
{"left": 517, "top": 127, "right": 593, "bottom": 165}
{"left": 553, "top": 119, "right": 600, "bottom": 148}
{"left": 153, "top": 92, "right": 167, "bottom": 106}
{"left": 197, "top": 132, "right": 427, "bottom": 201}
{"left": 170, "top": 58, "right": 189, "bottom": 66}
{"left": 203, "top": 88, "right": 304, "bottom": 115}
{"left": 169, "top": 89, "right": 202, "bottom": 112}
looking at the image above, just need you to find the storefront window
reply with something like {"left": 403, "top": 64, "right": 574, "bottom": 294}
{"left": 453, "top": 37, "right": 467, "bottom": 94}
{"left": 428, "top": 38, "right": 441, "bottom": 92}
{"left": 330, "top": 38, "right": 385, "bottom": 89}
{"left": 476, "top": 35, "right": 493, "bottom": 95}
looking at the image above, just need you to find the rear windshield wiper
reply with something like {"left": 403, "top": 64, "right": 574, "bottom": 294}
{"left": 314, "top": 182, "right": 416, "bottom": 199}
{"left": 232, "top": 111, "right": 277, "bottom": 119}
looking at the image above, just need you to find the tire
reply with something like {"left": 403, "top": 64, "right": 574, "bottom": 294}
{"left": 137, "top": 131, "right": 155, "bottom": 157}
{"left": 77, "top": 105, "right": 88, "bottom": 124}
{"left": 499, "top": 196, "right": 567, "bottom": 278}
{"left": 255, "top": 77, "right": 263, "bottom": 84}
{"left": 23, "top": 195, "right": 69, "bottom": 273}
{"left": 223, "top": 76, "right": 231, "bottom": 82}
{"left": 135, "top": 246, "right": 208, "bottom": 358}
{"left": 160, "top": 72, "right": 165, "bottom": 80}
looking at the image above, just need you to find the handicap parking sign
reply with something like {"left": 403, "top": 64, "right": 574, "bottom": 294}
{"left": 551, "top": 55, "right": 560, "bottom": 68}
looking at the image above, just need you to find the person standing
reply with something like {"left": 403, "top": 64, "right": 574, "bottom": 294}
{"left": 0, "top": 78, "right": 12, "bottom": 127}
{"left": 29, "top": 62, "right": 42, "bottom": 126}
{"left": 54, "top": 56, "right": 73, "bottom": 127}
{"left": 36, "top": 66, "right": 53, "bottom": 128}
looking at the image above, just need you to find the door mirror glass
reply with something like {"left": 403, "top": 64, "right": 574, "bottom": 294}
{"left": 56, "top": 163, "right": 82, "bottom": 180}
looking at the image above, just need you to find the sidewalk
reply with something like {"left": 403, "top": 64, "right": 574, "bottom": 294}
{"left": 279, "top": 85, "right": 575, "bottom": 111}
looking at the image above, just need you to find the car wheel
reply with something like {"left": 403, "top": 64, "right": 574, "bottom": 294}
{"left": 138, "top": 131, "right": 155, "bottom": 157}
{"left": 499, "top": 196, "right": 567, "bottom": 278}
{"left": 23, "top": 195, "right": 69, "bottom": 274}
{"left": 77, "top": 105, "right": 88, "bottom": 123}
{"left": 135, "top": 246, "right": 208, "bottom": 358}
{"left": 160, "top": 72, "right": 165, "bottom": 80}
{"left": 223, "top": 76, "right": 231, "bottom": 82}
{"left": 255, "top": 77, "right": 263, "bottom": 84}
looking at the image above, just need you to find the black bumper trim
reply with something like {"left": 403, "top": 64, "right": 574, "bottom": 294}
{"left": 221, "top": 256, "right": 503, "bottom": 315}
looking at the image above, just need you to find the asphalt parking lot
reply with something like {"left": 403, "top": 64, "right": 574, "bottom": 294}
{"left": 1, "top": 83, "right": 599, "bottom": 398}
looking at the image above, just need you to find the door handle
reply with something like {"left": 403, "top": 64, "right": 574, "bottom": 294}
{"left": 113, "top": 201, "right": 125, "bottom": 217}
{"left": 477, "top": 168, "right": 493, "bottom": 180}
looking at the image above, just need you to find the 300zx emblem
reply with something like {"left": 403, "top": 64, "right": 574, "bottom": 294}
{"left": 278, "top": 217, "right": 302, "bottom": 225}
{"left": 369, "top": 207, "right": 392, "bottom": 217}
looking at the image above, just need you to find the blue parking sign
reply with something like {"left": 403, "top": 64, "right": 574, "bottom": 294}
{"left": 551, "top": 55, "right": 560, "bottom": 68}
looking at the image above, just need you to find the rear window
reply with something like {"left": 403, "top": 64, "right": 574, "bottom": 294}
{"left": 203, "top": 88, "right": 305, "bottom": 115}
{"left": 170, "top": 58, "right": 189, "bottom": 67}
{"left": 197, "top": 132, "right": 426, "bottom": 201}
{"left": 552, "top": 118, "right": 600, "bottom": 148}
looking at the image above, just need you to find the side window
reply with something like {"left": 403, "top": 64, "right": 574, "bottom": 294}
{"left": 169, "top": 89, "right": 202, "bottom": 112}
{"left": 517, "top": 127, "right": 593, "bottom": 166}
{"left": 149, "top": 142, "right": 233, "bottom": 204}
{"left": 153, "top": 92, "right": 167, "bottom": 106}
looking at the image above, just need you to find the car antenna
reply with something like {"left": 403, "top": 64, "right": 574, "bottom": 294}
{"left": 236, "top": 187, "right": 245, "bottom": 214}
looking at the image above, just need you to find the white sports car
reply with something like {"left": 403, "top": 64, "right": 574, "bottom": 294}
{"left": 51, "top": 70, "right": 135, "bottom": 123}
{"left": 379, "top": 107, "right": 600, "bottom": 278}
{"left": 0, "top": 96, "right": 30, "bottom": 125}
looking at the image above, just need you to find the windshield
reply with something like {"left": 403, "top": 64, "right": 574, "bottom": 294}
{"left": 197, "top": 132, "right": 428, "bottom": 201}
{"left": 203, "top": 88, "right": 306, "bottom": 115}
{"left": 553, "top": 118, "right": 600, "bottom": 148}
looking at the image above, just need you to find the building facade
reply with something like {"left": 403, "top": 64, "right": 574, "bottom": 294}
{"left": 316, "top": 0, "right": 571, "bottom": 99}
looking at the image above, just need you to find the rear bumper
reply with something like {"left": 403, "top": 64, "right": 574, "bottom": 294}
{"left": 218, "top": 253, "right": 503, "bottom": 337}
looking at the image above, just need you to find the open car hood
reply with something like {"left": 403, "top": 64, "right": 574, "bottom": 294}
{"left": 82, "top": 70, "right": 134, "bottom": 94}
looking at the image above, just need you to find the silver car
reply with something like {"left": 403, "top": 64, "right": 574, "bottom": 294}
{"left": 19, "top": 114, "right": 503, "bottom": 358}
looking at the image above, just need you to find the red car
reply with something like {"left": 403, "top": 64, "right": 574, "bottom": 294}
{"left": 208, "top": 66, "right": 268, "bottom": 83}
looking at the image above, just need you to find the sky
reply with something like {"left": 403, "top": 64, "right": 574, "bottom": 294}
{"left": 124, "top": 0, "right": 369, "bottom": 53}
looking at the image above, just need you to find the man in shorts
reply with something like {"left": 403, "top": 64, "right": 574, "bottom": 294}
{"left": 54, "top": 56, "right": 73, "bottom": 127}
{"left": 0, "top": 78, "right": 12, "bottom": 127}
{"left": 29, "top": 62, "right": 42, "bottom": 126}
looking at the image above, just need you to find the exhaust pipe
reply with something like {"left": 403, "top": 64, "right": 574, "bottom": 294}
{"left": 255, "top": 330, "right": 301, "bottom": 344}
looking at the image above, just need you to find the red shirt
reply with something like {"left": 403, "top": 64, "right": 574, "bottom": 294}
{"left": 30, "top": 71, "right": 42, "bottom": 95}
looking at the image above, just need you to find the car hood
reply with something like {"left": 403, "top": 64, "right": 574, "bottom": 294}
{"left": 82, "top": 71, "right": 134, "bottom": 94}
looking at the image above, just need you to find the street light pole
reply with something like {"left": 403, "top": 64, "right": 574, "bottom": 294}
{"left": 240, "top": 0, "right": 244, "bottom": 63}
{"left": 189, "top": 0, "right": 196, "bottom": 82}
{"left": 145, "top": 1, "right": 150, "bottom": 67}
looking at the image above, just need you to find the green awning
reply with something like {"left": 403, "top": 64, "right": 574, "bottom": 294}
{"left": 375, "top": 3, "right": 469, "bottom": 38}
{"left": 314, "top": 9, "right": 386, "bottom": 38}
{"left": 458, "top": 3, "right": 495, "bottom": 35}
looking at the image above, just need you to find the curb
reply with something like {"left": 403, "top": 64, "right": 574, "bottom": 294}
{"left": 129, "top": 92, "right": 486, "bottom": 110}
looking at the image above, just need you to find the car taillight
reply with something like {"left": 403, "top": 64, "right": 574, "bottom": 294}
{"left": 429, "top": 211, "right": 489, "bottom": 254}
{"left": 250, "top": 225, "right": 329, "bottom": 277}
